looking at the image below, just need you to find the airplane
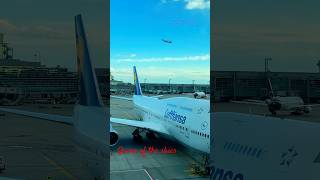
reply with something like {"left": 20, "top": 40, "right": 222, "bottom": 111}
{"left": 0, "top": 14, "right": 114, "bottom": 180}
{"left": 231, "top": 79, "right": 319, "bottom": 116}
{"left": 110, "top": 66, "right": 210, "bottom": 169}
{"left": 162, "top": 39, "right": 172, "bottom": 43}
{"left": 193, "top": 91, "right": 207, "bottom": 99}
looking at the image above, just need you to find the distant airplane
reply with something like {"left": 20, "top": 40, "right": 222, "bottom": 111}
{"left": 231, "top": 79, "right": 320, "bottom": 116}
{"left": 111, "top": 66, "right": 210, "bottom": 172}
{"left": 162, "top": 39, "right": 172, "bottom": 43}
{"left": 0, "top": 14, "right": 113, "bottom": 180}
{"left": 193, "top": 92, "right": 207, "bottom": 99}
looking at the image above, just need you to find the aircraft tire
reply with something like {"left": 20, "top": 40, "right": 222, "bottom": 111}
{"left": 146, "top": 131, "right": 156, "bottom": 139}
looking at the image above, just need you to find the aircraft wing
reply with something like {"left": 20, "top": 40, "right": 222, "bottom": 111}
{"left": 298, "top": 104, "right": 320, "bottom": 107}
{"left": 110, "top": 117, "right": 170, "bottom": 135}
{"left": 230, "top": 100, "right": 267, "bottom": 106}
{"left": 110, "top": 96, "right": 133, "bottom": 101}
{"left": 0, "top": 107, "right": 73, "bottom": 125}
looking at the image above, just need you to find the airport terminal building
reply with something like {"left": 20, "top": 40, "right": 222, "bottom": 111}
{"left": 212, "top": 71, "right": 320, "bottom": 102}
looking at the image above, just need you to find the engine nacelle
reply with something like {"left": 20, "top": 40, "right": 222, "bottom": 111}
{"left": 110, "top": 125, "right": 119, "bottom": 146}
{"left": 303, "top": 106, "right": 312, "bottom": 113}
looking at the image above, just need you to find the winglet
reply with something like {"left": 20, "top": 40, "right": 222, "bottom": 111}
{"left": 133, "top": 66, "right": 143, "bottom": 95}
{"left": 75, "top": 14, "right": 103, "bottom": 106}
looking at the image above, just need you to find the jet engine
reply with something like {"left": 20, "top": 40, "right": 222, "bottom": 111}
{"left": 265, "top": 98, "right": 281, "bottom": 115}
{"left": 303, "top": 106, "right": 312, "bottom": 113}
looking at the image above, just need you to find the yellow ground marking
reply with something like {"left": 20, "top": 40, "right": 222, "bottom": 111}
{"left": 42, "top": 153, "right": 77, "bottom": 180}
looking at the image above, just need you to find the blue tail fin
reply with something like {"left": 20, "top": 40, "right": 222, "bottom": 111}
{"left": 133, "top": 66, "right": 142, "bottom": 95}
{"left": 75, "top": 14, "right": 103, "bottom": 106}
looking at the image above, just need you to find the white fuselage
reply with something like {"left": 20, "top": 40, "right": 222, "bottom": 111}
{"left": 273, "top": 96, "right": 304, "bottom": 110}
{"left": 132, "top": 95, "right": 210, "bottom": 154}
{"left": 212, "top": 112, "right": 320, "bottom": 180}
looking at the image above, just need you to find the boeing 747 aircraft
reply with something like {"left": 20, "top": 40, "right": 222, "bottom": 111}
{"left": 110, "top": 67, "right": 210, "bottom": 157}
{"left": 0, "top": 15, "right": 110, "bottom": 180}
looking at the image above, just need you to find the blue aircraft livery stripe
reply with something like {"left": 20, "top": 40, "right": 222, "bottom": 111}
{"left": 75, "top": 14, "right": 103, "bottom": 107}
{"left": 133, "top": 66, "right": 143, "bottom": 95}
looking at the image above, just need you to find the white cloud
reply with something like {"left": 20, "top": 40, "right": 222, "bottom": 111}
{"left": 115, "top": 54, "right": 210, "bottom": 63}
{"left": 111, "top": 66, "right": 209, "bottom": 84}
{"left": 0, "top": 19, "right": 19, "bottom": 32}
{"left": 0, "top": 19, "right": 69, "bottom": 40}
{"left": 161, "top": 0, "right": 210, "bottom": 10}
{"left": 185, "top": 0, "right": 210, "bottom": 10}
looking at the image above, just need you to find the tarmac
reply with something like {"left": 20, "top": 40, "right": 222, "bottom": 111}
{"left": 0, "top": 104, "right": 94, "bottom": 180}
{"left": 110, "top": 95, "right": 210, "bottom": 180}
{"left": 0, "top": 94, "right": 211, "bottom": 180}
{"left": 0, "top": 94, "right": 319, "bottom": 180}
{"left": 214, "top": 101, "right": 320, "bottom": 123}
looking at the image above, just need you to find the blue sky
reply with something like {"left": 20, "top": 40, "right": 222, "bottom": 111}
{"left": 111, "top": 0, "right": 210, "bottom": 84}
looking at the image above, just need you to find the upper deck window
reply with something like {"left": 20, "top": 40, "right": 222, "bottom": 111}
{"left": 167, "top": 104, "right": 176, "bottom": 107}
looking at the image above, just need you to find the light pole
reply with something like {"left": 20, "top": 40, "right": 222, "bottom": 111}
{"left": 169, "top": 78, "right": 171, "bottom": 92}
{"left": 192, "top": 80, "right": 195, "bottom": 92}
{"left": 34, "top": 51, "right": 41, "bottom": 64}
{"left": 144, "top": 78, "right": 147, "bottom": 92}
{"left": 264, "top": 57, "right": 272, "bottom": 72}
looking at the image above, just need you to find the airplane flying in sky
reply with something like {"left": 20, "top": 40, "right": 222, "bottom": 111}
{"left": 162, "top": 39, "right": 172, "bottom": 43}
{"left": 111, "top": 66, "right": 210, "bottom": 156}
{"left": 0, "top": 14, "right": 110, "bottom": 180}
{"left": 231, "top": 79, "right": 320, "bottom": 115}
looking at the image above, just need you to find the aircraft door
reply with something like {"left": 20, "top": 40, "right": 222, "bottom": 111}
{"left": 185, "top": 126, "right": 190, "bottom": 139}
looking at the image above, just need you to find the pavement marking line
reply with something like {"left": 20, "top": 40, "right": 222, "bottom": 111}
{"left": 110, "top": 169, "right": 153, "bottom": 180}
{"left": 7, "top": 145, "right": 32, "bottom": 149}
{"left": 143, "top": 169, "right": 154, "bottom": 180}
{"left": 41, "top": 153, "right": 77, "bottom": 180}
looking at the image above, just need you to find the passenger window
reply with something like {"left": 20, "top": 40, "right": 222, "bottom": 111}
{"left": 231, "top": 143, "right": 235, "bottom": 151}
{"left": 235, "top": 144, "right": 240, "bottom": 152}
{"left": 226, "top": 142, "right": 231, "bottom": 150}
{"left": 257, "top": 149, "right": 262, "bottom": 158}
{"left": 252, "top": 148, "right": 257, "bottom": 156}
{"left": 239, "top": 145, "right": 243, "bottom": 153}
{"left": 247, "top": 147, "right": 252, "bottom": 155}
{"left": 243, "top": 146, "right": 248, "bottom": 154}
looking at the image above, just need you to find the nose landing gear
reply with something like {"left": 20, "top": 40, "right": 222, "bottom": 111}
{"left": 132, "top": 128, "right": 143, "bottom": 142}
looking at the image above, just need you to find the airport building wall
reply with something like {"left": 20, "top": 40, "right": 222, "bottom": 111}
{"left": 212, "top": 71, "right": 320, "bottom": 102}
{"left": 110, "top": 82, "right": 210, "bottom": 95}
